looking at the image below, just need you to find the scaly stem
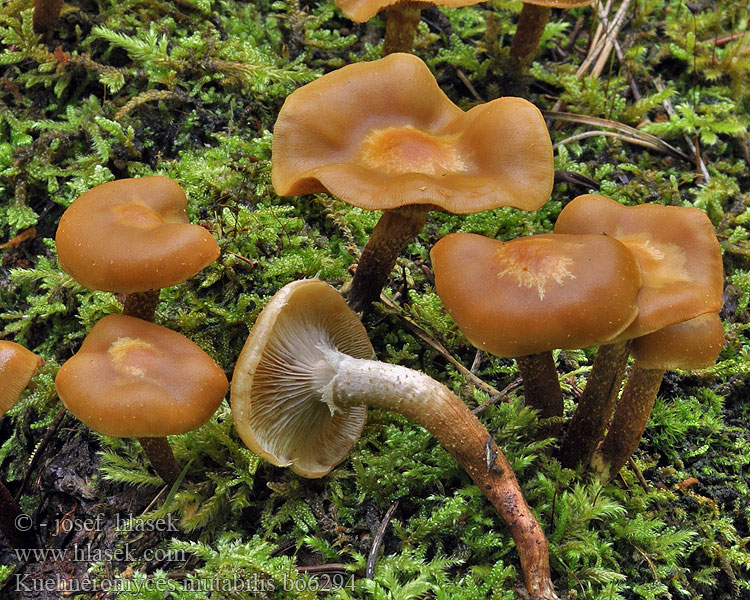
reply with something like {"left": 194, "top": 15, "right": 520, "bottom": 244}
{"left": 343, "top": 206, "right": 428, "bottom": 314}
{"left": 320, "top": 352, "right": 559, "bottom": 600}
{"left": 383, "top": 2, "right": 427, "bottom": 56}
{"left": 515, "top": 352, "right": 563, "bottom": 438}
{"left": 0, "top": 481, "right": 35, "bottom": 549}
{"left": 509, "top": 3, "right": 552, "bottom": 67}
{"left": 138, "top": 437, "right": 182, "bottom": 487}
{"left": 591, "top": 364, "right": 665, "bottom": 479}
{"left": 123, "top": 290, "right": 160, "bottom": 321}
{"left": 559, "top": 341, "right": 631, "bottom": 468}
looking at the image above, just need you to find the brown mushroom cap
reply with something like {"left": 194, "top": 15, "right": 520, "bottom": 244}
{"left": 631, "top": 312, "right": 724, "bottom": 371}
{"left": 272, "top": 53, "right": 553, "bottom": 214}
{"left": 334, "top": 0, "right": 484, "bottom": 23}
{"left": 430, "top": 232, "right": 642, "bottom": 357}
{"left": 231, "top": 279, "right": 373, "bottom": 478}
{"left": 0, "top": 342, "right": 43, "bottom": 415}
{"left": 554, "top": 194, "right": 724, "bottom": 339}
{"left": 521, "top": 0, "right": 593, "bottom": 7}
{"left": 56, "top": 177, "right": 220, "bottom": 294}
{"left": 55, "top": 315, "right": 228, "bottom": 438}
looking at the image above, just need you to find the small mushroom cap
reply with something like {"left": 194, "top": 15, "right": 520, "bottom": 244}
{"left": 430, "top": 232, "right": 642, "bottom": 357}
{"left": 0, "top": 341, "right": 43, "bottom": 415}
{"left": 335, "top": 0, "right": 483, "bottom": 22}
{"left": 521, "top": 0, "right": 593, "bottom": 7}
{"left": 55, "top": 315, "right": 228, "bottom": 438}
{"left": 631, "top": 313, "right": 724, "bottom": 371}
{"left": 554, "top": 194, "right": 724, "bottom": 339}
{"left": 231, "top": 279, "right": 373, "bottom": 478}
{"left": 272, "top": 53, "right": 553, "bottom": 214}
{"left": 56, "top": 177, "right": 220, "bottom": 294}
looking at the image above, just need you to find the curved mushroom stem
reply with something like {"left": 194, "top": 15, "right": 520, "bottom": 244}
{"left": 590, "top": 364, "right": 665, "bottom": 479}
{"left": 383, "top": 2, "right": 429, "bottom": 56}
{"left": 514, "top": 352, "right": 563, "bottom": 438}
{"left": 123, "top": 290, "right": 160, "bottom": 321}
{"left": 32, "top": 0, "right": 64, "bottom": 40}
{"left": 559, "top": 341, "right": 631, "bottom": 468}
{"left": 0, "top": 481, "right": 35, "bottom": 549}
{"left": 321, "top": 351, "right": 559, "bottom": 600}
{"left": 343, "top": 206, "right": 428, "bottom": 314}
{"left": 137, "top": 437, "right": 182, "bottom": 487}
{"left": 509, "top": 4, "right": 552, "bottom": 68}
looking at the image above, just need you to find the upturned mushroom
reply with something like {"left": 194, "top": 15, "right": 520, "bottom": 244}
{"left": 554, "top": 194, "right": 723, "bottom": 468}
{"left": 0, "top": 341, "right": 43, "bottom": 548}
{"left": 55, "top": 315, "right": 228, "bottom": 486}
{"left": 231, "top": 279, "right": 560, "bottom": 600}
{"left": 591, "top": 312, "right": 724, "bottom": 477}
{"left": 272, "top": 53, "right": 554, "bottom": 313}
{"left": 429, "top": 232, "right": 642, "bottom": 435}
{"left": 55, "top": 176, "right": 220, "bottom": 321}
{"left": 334, "top": 0, "right": 484, "bottom": 55}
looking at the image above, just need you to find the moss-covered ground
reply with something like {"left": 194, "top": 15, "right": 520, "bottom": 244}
{"left": 1, "top": 0, "right": 749, "bottom": 598}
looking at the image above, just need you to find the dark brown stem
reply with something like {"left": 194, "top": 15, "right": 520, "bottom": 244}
{"left": 0, "top": 481, "right": 35, "bottom": 549}
{"left": 344, "top": 206, "right": 428, "bottom": 313}
{"left": 123, "top": 290, "right": 160, "bottom": 321}
{"left": 591, "top": 365, "right": 666, "bottom": 479}
{"left": 515, "top": 352, "right": 563, "bottom": 438}
{"left": 382, "top": 2, "right": 427, "bottom": 56}
{"left": 509, "top": 3, "right": 552, "bottom": 67}
{"left": 138, "top": 437, "right": 182, "bottom": 487}
{"left": 32, "top": 0, "right": 63, "bottom": 40}
{"left": 559, "top": 341, "right": 631, "bottom": 468}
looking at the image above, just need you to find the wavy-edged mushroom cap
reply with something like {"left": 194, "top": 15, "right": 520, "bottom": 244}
{"left": 56, "top": 177, "right": 220, "bottom": 294}
{"left": 554, "top": 194, "right": 723, "bottom": 339}
{"left": 55, "top": 315, "right": 228, "bottom": 438}
{"left": 631, "top": 312, "right": 724, "bottom": 371}
{"left": 231, "top": 279, "right": 373, "bottom": 478}
{"left": 335, "top": 0, "right": 483, "bottom": 22}
{"left": 0, "top": 342, "right": 43, "bottom": 415}
{"left": 431, "top": 232, "right": 642, "bottom": 357}
{"left": 272, "top": 53, "right": 553, "bottom": 214}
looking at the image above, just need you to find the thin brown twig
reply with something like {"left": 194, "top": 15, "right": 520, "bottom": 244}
{"left": 366, "top": 500, "right": 399, "bottom": 579}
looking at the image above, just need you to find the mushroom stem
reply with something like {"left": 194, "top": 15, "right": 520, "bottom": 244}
{"left": 321, "top": 350, "right": 559, "bottom": 600}
{"left": 137, "top": 437, "right": 182, "bottom": 487}
{"left": 509, "top": 3, "right": 552, "bottom": 67}
{"left": 590, "top": 364, "right": 665, "bottom": 479}
{"left": 559, "top": 341, "right": 631, "bottom": 468}
{"left": 32, "top": 0, "right": 64, "bottom": 40}
{"left": 0, "top": 481, "right": 34, "bottom": 549}
{"left": 344, "top": 206, "right": 428, "bottom": 313}
{"left": 514, "top": 352, "right": 563, "bottom": 438}
{"left": 383, "top": 2, "right": 427, "bottom": 55}
{"left": 123, "top": 290, "right": 160, "bottom": 321}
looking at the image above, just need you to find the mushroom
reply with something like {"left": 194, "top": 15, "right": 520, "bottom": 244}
{"left": 55, "top": 315, "right": 228, "bottom": 486}
{"left": 231, "top": 279, "right": 560, "bottom": 600}
{"left": 0, "top": 341, "right": 43, "bottom": 548}
{"left": 55, "top": 176, "right": 220, "bottom": 321}
{"left": 554, "top": 194, "right": 723, "bottom": 468}
{"left": 429, "top": 231, "right": 642, "bottom": 435}
{"left": 272, "top": 53, "right": 554, "bottom": 313}
{"left": 334, "top": 0, "right": 484, "bottom": 55}
{"left": 509, "top": 1, "right": 593, "bottom": 69}
{"left": 591, "top": 312, "right": 724, "bottom": 477}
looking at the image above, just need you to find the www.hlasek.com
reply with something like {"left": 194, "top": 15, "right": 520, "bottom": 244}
{"left": 14, "top": 572, "right": 357, "bottom": 593}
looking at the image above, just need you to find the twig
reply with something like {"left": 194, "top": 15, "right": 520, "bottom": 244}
{"left": 627, "top": 457, "right": 650, "bottom": 492}
{"left": 472, "top": 378, "right": 522, "bottom": 415}
{"left": 456, "top": 69, "right": 484, "bottom": 102}
{"left": 16, "top": 406, "right": 67, "bottom": 500}
{"left": 366, "top": 500, "right": 399, "bottom": 578}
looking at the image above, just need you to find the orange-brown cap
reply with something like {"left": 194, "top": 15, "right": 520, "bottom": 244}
{"left": 272, "top": 53, "right": 553, "bottom": 214}
{"left": 521, "top": 0, "right": 593, "bottom": 7}
{"left": 554, "top": 194, "right": 724, "bottom": 339}
{"left": 231, "top": 279, "right": 373, "bottom": 478}
{"left": 55, "top": 315, "right": 228, "bottom": 438}
{"left": 335, "top": 0, "right": 484, "bottom": 22}
{"left": 631, "top": 312, "right": 724, "bottom": 371}
{"left": 430, "top": 232, "right": 642, "bottom": 357}
{"left": 56, "top": 177, "right": 220, "bottom": 294}
{"left": 0, "top": 342, "right": 43, "bottom": 415}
